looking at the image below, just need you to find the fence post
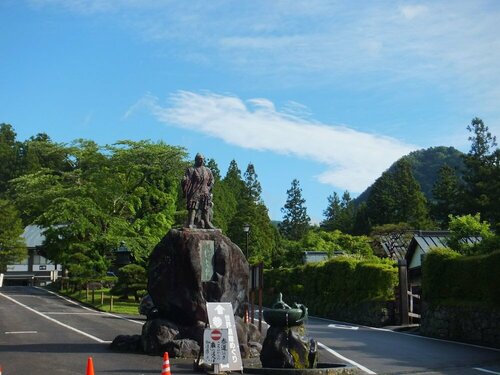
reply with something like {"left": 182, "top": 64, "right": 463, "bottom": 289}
{"left": 110, "top": 295, "right": 113, "bottom": 312}
{"left": 86, "top": 283, "right": 89, "bottom": 301}
{"left": 398, "top": 259, "right": 409, "bottom": 325}
{"left": 101, "top": 290, "right": 104, "bottom": 305}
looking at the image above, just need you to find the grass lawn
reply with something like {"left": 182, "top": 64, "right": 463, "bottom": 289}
{"left": 53, "top": 286, "right": 141, "bottom": 315}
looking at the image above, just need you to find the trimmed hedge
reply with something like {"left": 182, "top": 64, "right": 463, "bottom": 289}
{"left": 422, "top": 249, "right": 500, "bottom": 308}
{"left": 263, "top": 257, "right": 398, "bottom": 324}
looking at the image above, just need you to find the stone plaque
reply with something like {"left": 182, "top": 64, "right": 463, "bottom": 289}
{"left": 200, "top": 240, "right": 215, "bottom": 281}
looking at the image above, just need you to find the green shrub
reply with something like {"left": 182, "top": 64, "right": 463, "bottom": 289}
{"left": 264, "top": 256, "right": 398, "bottom": 319}
{"left": 111, "top": 264, "right": 147, "bottom": 302}
{"left": 423, "top": 249, "right": 500, "bottom": 308}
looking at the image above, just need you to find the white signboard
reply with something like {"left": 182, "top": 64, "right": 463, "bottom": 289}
{"left": 206, "top": 302, "right": 243, "bottom": 372}
{"left": 203, "top": 328, "right": 228, "bottom": 364}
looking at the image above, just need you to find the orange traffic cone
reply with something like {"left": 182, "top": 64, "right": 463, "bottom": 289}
{"left": 86, "top": 357, "right": 95, "bottom": 375}
{"left": 0, "top": 365, "right": 3, "bottom": 375}
{"left": 161, "top": 352, "right": 171, "bottom": 375}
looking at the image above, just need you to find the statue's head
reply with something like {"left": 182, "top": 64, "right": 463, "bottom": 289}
{"left": 194, "top": 153, "right": 205, "bottom": 166}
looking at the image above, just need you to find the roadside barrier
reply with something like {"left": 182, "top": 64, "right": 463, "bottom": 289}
{"left": 86, "top": 357, "right": 95, "bottom": 375}
{"left": 162, "top": 352, "right": 171, "bottom": 375}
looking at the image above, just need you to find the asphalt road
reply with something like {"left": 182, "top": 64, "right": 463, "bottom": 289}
{"left": 1, "top": 286, "right": 499, "bottom": 374}
{"left": 308, "top": 317, "right": 500, "bottom": 374}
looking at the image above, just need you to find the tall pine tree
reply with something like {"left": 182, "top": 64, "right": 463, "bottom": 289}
{"left": 463, "top": 118, "right": 499, "bottom": 226}
{"left": 279, "top": 179, "right": 310, "bottom": 240}
{"left": 431, "top": 164, "right": 463, "bottom": 227}
{"left": 322, "top": 191, "right": 355, "bottom": 233}
{"left": 366, "top": 159, "right": 431, "bottom": 229}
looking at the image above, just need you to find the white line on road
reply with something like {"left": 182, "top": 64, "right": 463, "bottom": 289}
{"left": 309, "top": 315, "right": 500, "bottom": 352}
{"left": 0, "top": 292, "right": 111, "bottom": 343}
{"left": 328, "top": 324, "right": 359, "bottom": 330}
{"left": 318, "top": 342, "right": 376, "bottom": 374}
{"left": 37, "top": 287, "right": 144, "bottom": 325}
{"left": 474, "top": 368, "right": 500, "bottom": 374}
{"left": 5, "top": 331, "right": 38, "bottom": 334}
{"left": 41, "top": 312, "right": 104, "bottom": 315}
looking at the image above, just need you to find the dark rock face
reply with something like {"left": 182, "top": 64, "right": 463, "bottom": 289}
{"left": 110, "top": 335, "right": 142, "bottom": 353}
{"left": 135, "top": 228, "right": 257, "bottom": 358}
{"left": 148, "top": 228, "right": 249, "bottom": 325}
{"left": 260, "top": 325, "right": 318, "bottom": 369}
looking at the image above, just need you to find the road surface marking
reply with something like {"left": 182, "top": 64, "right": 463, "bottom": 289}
{"left": 37, "top": 287, "right": 143, "bottom": 325}
{"left": 474, "top": 368, "right": 500, "bottom": 374}
{"left": 0, "top": 292, "right": 111, "bottom": 343}
{"left": 368, "top": 327, "right": 392, "bottom": 332}
{"left": 5, "top": 331, "right": 38, "bottom": 334}
{"left": 41, "top": 312, "right": 104, "bottom": 315}
{"left": 318, "top": 342, "right": 376, "bottom": 374}
{"left": 309, "top": 316, "right": 500, "bottom": 352}
{"left": 328, "top": 324, "right": 359, "bottom": 330}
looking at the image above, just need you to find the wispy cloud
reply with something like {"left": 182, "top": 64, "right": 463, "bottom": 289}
{"left": 131, "top": 91, "right": 416, "bottom": 192}
{"left": 30, "top": 1, "right": 500, "bottom": 116}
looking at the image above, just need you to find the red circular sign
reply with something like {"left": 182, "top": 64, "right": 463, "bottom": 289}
{"left": 211, "top": 329, "right": 222, "bottom": 341}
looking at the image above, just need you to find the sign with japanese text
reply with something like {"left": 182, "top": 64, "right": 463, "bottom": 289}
{"left": 203, "top": 328, "right": 228, "bottom": 364}
{"left": 206, "top": 302, "right": 243, "bottom": 372}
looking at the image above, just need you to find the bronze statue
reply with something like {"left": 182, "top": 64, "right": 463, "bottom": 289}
{"left": 182, "top": 153, "right": 215, "bottom": 229}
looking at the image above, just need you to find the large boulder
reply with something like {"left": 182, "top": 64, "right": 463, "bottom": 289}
{"left": 147, "top": 228, "right": 249, "bottom": 325}
{"left": 260, "top": 325, "right": 318, "bottom": 369}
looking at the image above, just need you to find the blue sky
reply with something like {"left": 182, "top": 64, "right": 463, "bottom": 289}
{"left": 1, "top": 1, "right": 499, "bottom": 223}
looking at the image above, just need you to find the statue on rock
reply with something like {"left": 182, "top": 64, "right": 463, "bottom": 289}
{"left": 111, "top": 152, "right": 260, "bottom": 358}
{"left": 182, "top": 153, "right": 215, "bottom": 229}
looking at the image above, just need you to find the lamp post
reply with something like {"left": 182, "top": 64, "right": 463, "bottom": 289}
{"left": 243, "top": 223, "right": 251, "bottom": 259}
{"left": 242, "top": 223, "right": 251, "bottom": 324}
{"left": 115, "top": 241, "right": 131, "bottom": 270}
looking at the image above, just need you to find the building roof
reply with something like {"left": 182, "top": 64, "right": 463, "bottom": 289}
{"left": 377, "top": 231, "right": 415, "bottom": 260}
{"left": 405, "top": 230, "right": 482, "bottom": 268}
{"left": 21, "top": 225, "right": 46, "bottom": 248}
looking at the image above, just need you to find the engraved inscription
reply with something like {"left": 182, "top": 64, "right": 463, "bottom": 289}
{"left": 200, "top": 240, "right": 215, "bottom": 282}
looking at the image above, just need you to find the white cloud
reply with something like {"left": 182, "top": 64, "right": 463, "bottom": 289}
{"left": 33, "top": 1, "right": 500, "bottom": 115}
{"left": 399, "top": 5, "right": 428, "bottom": 20}
{"left": 134, "top": 91, "right": 416, "bottom": 192}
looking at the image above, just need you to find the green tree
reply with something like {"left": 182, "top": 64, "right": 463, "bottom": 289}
{"left": 210, "top": 160, "right": 242, "bottom": 233}
{"left": 20, "top": 133, "right": 72, "bottom": 176}
{"left": 322, "top": 192, "right": 341, "bottom": 230}
{"left": 11, "top": 139, "right": 186, "bottom": 274}
{"left": 111, "top": 264, "right": 147, "bottom": 301}
{"left": 353, "top": 202, "right": 371, "bottom": 235}
{"left": 322, "top": 191, "right": 355, "bottom": 233}
{"left": 206, "top": 158, "right": 221, "bottom": 181}
{"left": 366, "top": 159, "right": 432, "bottom": 228}
{"left": 0, "top": 199, "right": 27, "bottom": 272}
{"left": 244, "top": 163, "right": 262, "bottom": 203}
{"left": 227, "top": 163, "right": 278, "bottom": 265}
{"left": 447, "top": 214, "right": 493, "bottom": 255}
{"left": 279, "top": 179, "right": 310, "bottom": 240}
{"left": 0, "top": 124, "right": 23, "bottom": 196}
{"left": 301, "top": 229, "right": 373, "bottom": 257}
{"left": 431, "top": 164, "right": 464, "bottom": 227}
{"left": 463, "top": 118, "right": 500, "bottom": 226}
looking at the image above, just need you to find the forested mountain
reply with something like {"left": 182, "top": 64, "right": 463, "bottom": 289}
{"left": 355, "top": 146, "right": 464, "bottom": 204}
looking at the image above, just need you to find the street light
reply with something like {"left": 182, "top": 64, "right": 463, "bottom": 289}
{"left": 243, "top": 223, "right": 251, "bottom": 259}
{"left": 115, "top": 241, "right": 131, "bottom": 268}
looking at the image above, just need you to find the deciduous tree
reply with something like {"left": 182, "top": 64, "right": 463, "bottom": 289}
{"left": 0, "top": 199, "right": 27, "bottom": 272}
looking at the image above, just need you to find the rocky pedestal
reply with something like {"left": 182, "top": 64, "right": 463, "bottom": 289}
{"left": 133, "top": 228, "right": 261, "bottom": 358}
{"left": 148, "top": 228, "right": 249, "bottom": 324}
{"left": 260, "top": 324, "right": 318, "bottom": 369}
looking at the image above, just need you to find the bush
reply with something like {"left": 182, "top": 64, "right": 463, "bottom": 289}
{"left": 111, "top": 264, "right": 147, "bottom": 302}
{"left": 423, "top": 248, "right": 500, "bottom": 308}
{"left": 264, "top": 256, "right": 398, "bottom": 323}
